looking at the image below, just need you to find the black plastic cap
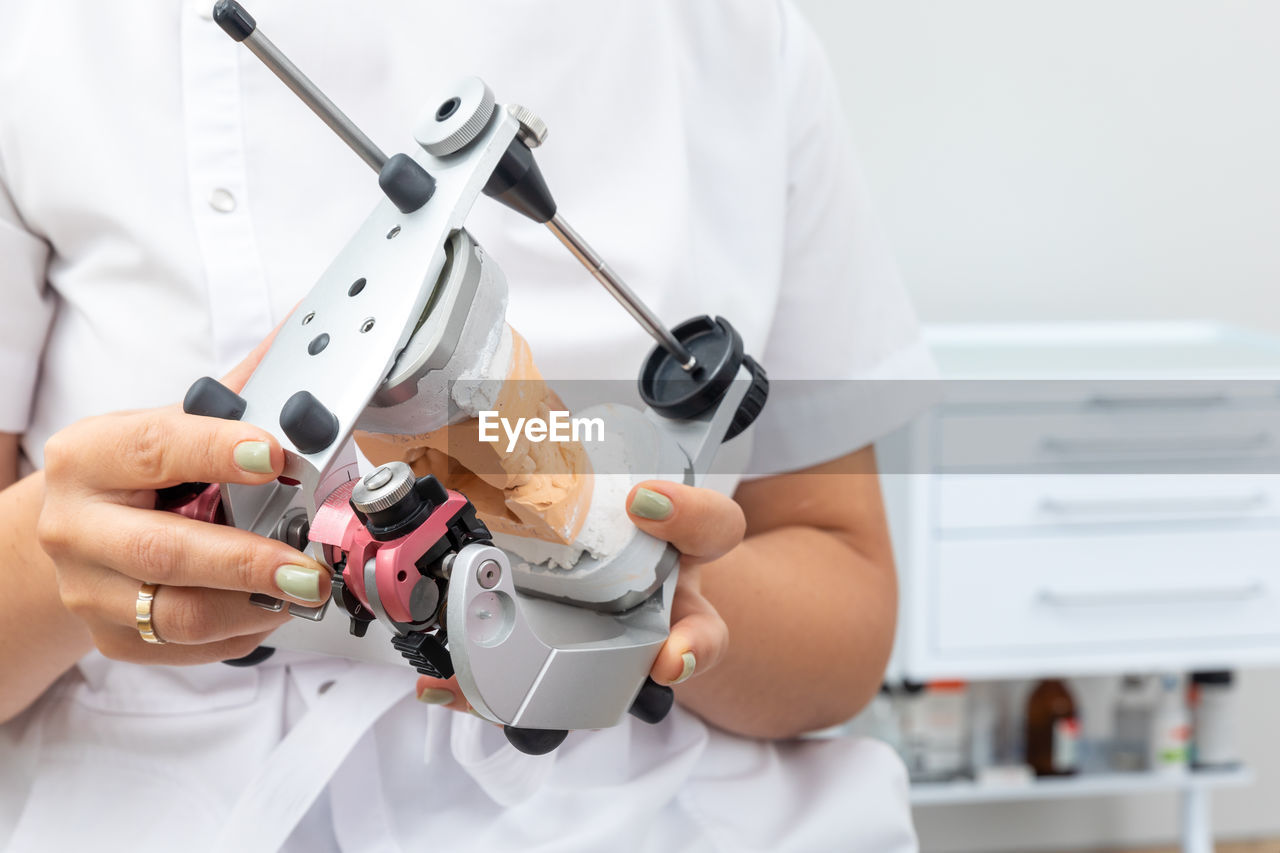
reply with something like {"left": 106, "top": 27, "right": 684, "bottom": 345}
{"left": 212, "top": 1, "right": 256, "bottom": 41}
{"left": 628, "top": 678, "right": 675, "bottom": 725}
{"left": 280, "top": 390, "right": 339, "bottom": 455}
{"left": 417, "top": 473, "right": 449, "bottom": 508}
{"left": 378, "top": 153, "right": 437, "bottom": 214}
{"left": 183, "top": 376, "right": 247, "bottom": 420}
{"left": 503, "top": 726, "right": 569, "bottom": 755}
{"left": 1191, "top": 671, "right": 1234, "bottom": 686}
{"left": 482, "top": 139, "right": 557, "bottom": 223}
{"left": 638, "top": 316, "right": 744, "bottom": 421}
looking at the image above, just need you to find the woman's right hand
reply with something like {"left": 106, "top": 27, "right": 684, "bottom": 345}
{"left": 36, "top": 342, "right": 332, "bottom": 665}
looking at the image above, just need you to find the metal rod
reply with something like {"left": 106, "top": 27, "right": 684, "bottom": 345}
{"left": 546, "top": 214, "right": 697, "bottom": 372}
{"left": 241, "top": 29, "right": 388, "bottom": 173}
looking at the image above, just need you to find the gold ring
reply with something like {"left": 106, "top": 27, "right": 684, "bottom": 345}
{"left": 135, "top": 582, "right": 166, "bottom": 645}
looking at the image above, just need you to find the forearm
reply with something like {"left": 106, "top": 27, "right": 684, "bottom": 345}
{"left": 0, "top": 472, "right": 93, "bottom": 723}
{"left": 674, "top": 525, "right": 897, "bottom": 739}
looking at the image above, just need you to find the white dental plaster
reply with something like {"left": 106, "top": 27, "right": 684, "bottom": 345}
{"left": 450, "top": 323, "right": 513, "bottom": 418}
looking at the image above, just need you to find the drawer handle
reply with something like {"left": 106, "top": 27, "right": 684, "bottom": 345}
{"left": 1040, "top": 433, "right": 1272, "bottom": 457}
{"left": 1087, "top": 393, "right": 1229, "bottom": 410}
{"left": 1038, "top": 493, "right": 1270, "bottom": 517}
{"left": 1038, "top": 582, "right": 1265, "bottom": 607}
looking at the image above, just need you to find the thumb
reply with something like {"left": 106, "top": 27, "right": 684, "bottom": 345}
{"left": 414, "top": 675, "right": 472, "bottom": 712}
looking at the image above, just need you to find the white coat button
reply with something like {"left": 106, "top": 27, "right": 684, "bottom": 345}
{"left": 209, "top": 188, "right": 237, "bottom": 213}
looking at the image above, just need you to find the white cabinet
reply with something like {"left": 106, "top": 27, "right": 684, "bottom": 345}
{"left": 935, "top": 530, "right": 1280, "bottom": 657}
{"left": 881, "top": 323, "right": 1280, "bottom": 681}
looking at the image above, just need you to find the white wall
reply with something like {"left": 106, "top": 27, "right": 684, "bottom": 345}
{"left": 797, "top": 0, "right": 1280, "bottom": 333}
{"left": 792, "top": 1, "right": 1280, "bottom": 850}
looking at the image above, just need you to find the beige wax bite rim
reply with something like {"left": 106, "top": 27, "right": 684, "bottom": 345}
{"left": 356, "top": 326, "right": 594, "bottom": 548}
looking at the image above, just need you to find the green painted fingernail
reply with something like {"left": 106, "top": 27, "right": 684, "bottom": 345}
{"left": 275, "top": 564, "right": 323, "bottom": 602}
{"left": 630, "top": 487, "right": 673, "bottom": 520}
{"left": 417, "top": 687, "right": 454, "bottom": 705}
{"left": 672, "top": 651, "right": 697, "bottom": 685}
{"left": 234, "top": 440, "right": 273, "bottom": 474}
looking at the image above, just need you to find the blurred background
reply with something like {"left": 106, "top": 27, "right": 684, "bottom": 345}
{"left": 792, "top": 2, "right": 1280, "bottom": 851}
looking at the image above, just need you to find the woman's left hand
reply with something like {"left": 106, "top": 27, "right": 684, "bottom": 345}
{"left": 414, "top": 480, "right": 745, "bottom": 712}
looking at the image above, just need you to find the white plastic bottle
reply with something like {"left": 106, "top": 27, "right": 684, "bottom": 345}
{"left": 968, "top": 681, "right": 999, "bottom": 776}
{"left": 917, "top": 681, "right": 969, "bottom": 781}
{"left": 1149, "top": 674, "right": 1191, "bottom": 774}
{"left": 1112, "top": 675, "right": 1153, "bottom": 772}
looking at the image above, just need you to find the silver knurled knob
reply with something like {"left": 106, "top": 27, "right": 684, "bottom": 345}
{"left": 415, "top": 77, "right": 497, "bottom": 157}
{"left": 507, "top": 104, "right": 548, "bottom": 148}
{"left": 351, "top": 462, "right": 415, "bottom": 514}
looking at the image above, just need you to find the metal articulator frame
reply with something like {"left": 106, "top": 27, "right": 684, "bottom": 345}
{"left": 221, "top": 104, "right": 520, "bottom": 581}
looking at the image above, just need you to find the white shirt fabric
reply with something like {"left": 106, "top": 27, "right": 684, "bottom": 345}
{"left": 0, "top": 1, "right": 931, "bottom": 850}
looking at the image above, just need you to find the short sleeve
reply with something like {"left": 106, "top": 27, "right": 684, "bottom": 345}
{"left": 745, "top": 2, "right": 937, "bottom": 476}
{"left": 0, "top": 153, "right": 54, "bottom": 434}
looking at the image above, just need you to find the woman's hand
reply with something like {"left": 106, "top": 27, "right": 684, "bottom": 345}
{"left": 37, "top": 337, "right": 331, "bottom": 664}
{"left": 621, "top": 481, "right": 744, "bottom": 685}
{"left": 413, "top": 481, "right": 744, "bottom": 711}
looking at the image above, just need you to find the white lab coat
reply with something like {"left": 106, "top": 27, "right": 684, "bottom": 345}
{"left": 0, "top": 1, "right": 931, "bottom": 849}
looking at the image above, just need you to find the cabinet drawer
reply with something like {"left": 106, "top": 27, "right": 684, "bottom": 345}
{"left": 933, "top": 531, "right": 1280, "bottom": 656}
{"left": 936, "top": 474, "right": 1280, "bottom": 531}
{"left": 936, "top": 407, "right": 1280, "bottom": 472}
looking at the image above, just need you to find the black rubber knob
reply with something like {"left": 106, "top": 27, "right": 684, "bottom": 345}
{"left": 280, "top": 390, "right": 339, "bottom": 455}
{"left": 183, "top": 376, "right": 247, "bottom": 421}
{"left": 379, "top": 153, "right": 437, "bottom": 214}
{"left": 724, "top": 355, "right": 769, "bottom": 442}
{"left": 638, "top": 316, "right": 744, "bottom": 420}
{"left": 212, "top": 1, "right": 256, "bottom": 41}
{"left": 222, "top": 645, "right": 275, "bottom": 667}
{"left": 627, "top": 677, "right": 675, "bottom": 725}
{"left": 503, "top": 725, "right": 569, "bottom": 755}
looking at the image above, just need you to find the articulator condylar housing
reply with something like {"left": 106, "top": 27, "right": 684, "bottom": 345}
{"left": 160, "top": 1, "right": 769, "bottom": 755}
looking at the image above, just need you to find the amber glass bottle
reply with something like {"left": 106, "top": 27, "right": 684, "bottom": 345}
{"left": 1025, "top": 679, "right": 1080, "bottom": 777}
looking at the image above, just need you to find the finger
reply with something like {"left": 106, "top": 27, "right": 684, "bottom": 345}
{"left": 92, "top": 624, "right": 281, "bottom": 666}
{"left": 151, "top": 583, "right": 293, "bottom": 645}
{"left": 65, "top": 502, "right": 331, "bottom": 605}
{"left": 625, "top": 481, "right": 746, "bottom": 561}
{"left": 649, "top": 562, "right": 729, "bottom": 686}
{"left": 44, "top": 406, "right": 284, "bottom": 492}
{"left": 414, "top": 675, "right": 471, "bottom": 712}
{"left": 65, "top": 563, "right": 293, "bottom": 645}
